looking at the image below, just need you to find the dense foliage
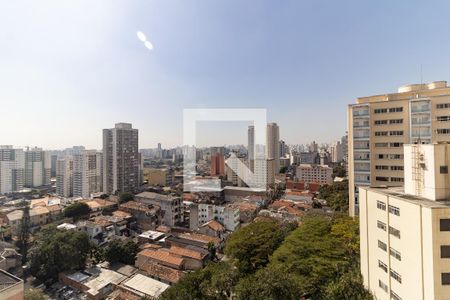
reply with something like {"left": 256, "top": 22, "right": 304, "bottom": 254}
{"left": 25, "top": 289, "right": 47, "bottom": 300}
{"left": 160, "top": 214, "right": 371, "bottom": 300}
{"left": 119, "top": 192, "right": 134, "bottom": 204}
{"left": 103, "top": 240, "right": 139, "bottom": 265}
{"left": 318, "top": 180, "right": 349, "bottom": 212}
{"left": 28, "top": 225, "right": 91, "bottom": 285}
{"left": 63, "top": 202, "right": 90, "bottom": 221}
{"left": 224, "top": 218, "right": 297, "bottom": 274}
{"left": 16, "top": 205, "right": 31, "bottom": 264}
{"left": 332, "top": 165, "right": 347, "bottom": 178}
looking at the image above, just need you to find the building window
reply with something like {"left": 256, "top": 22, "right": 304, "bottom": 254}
{"left": 389, "top": 119, "right": 403, "bottom": 124}
{"left": 389, "top": 226, "right": 401, "bottom": 239}
{"left": 378, "top": 240, "right": 387, "bottom": 251}
{"left": 375, "top": 108, "right": 388, "bottom": 114}
{"left": 376, "top": 165, "right": 389, "bottom": 170}
{"left": 390, "top": 177, "right": 404, "bottom": 182}
{"left": 375, "top": 131, "right": 388, "bottom": 136}
{"left": 375, "top": 143, "right": 388, "bottom": 148}
{"left": 441, "top": 166, "right": 448, "bottom": 174}
{"left": 390, "top": 269, "right": 402, "bottom": 283}
{"left": 441, "top": 246, "right": 450, "bottom": 258}
{"left": 389, "top": 131, "right": 403, "bottom": 136}
{"left": 375, "top": 120, "right": 388, "bottom": 125}
{"left": 437, "top": 129, "right": 450, "bottom": 134}
{"left": 442, "top": 273, "right": 450, "bottom": 285}
{"left": 390, "top": 154, "right": 404, "bottom": 159}
{"left": 389, "top": 107, "right": 403, "bottom": 113}
{"left": 391, "top": 290, "right": 402, "bottom": 300}
{"left": 389, "top": 205, "right": 400, "bottom": 216}
{"left": 390, "top": 143, "right": 403, "bottom": 148}
{"left": 377, "top": 220, "right": 387, "bottom": 231}
{"left": 437, "top": 103, "right": 450, "bottom": 109}
{"left": 437, "top": 116, "right": 450, "bottom": 122}
{"left": 378, "top": 260, "right": 388, "bottom": 272}
{"left": 391, "top": 166, "right": 404, "bottom": 171}
{"left": 379, "top": 280, "right": 388, "bottom": 292}
{"left": 377, "top": 201, "right": 386, "bottom": 211}
{"left": 390, "top": 247, "right": 401, "bottom": 261}
{"left": 440, "top": 219, "right": 450, "bottom": 231}
{"left": 376, "top": 176, "right": 389, "bottom": 182}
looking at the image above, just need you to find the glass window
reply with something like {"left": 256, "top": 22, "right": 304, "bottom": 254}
{"left": 440, "top": 219, "right": 450, "bottom": 231}
{"left": 441, "top": 245, "right": 450, "bottom": 258}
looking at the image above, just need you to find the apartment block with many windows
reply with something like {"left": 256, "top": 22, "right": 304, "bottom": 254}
{"left": 348, "top": 81, "right": 450, "bottom": 216}
{"left": 360, "top": 143, "right": 450, "bottom": 299}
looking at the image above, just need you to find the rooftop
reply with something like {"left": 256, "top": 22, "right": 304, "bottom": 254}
{"left": 200, "top": 220, "right": 225, "bottom": 232}
{"left": 121, "top": 273, "right": 169, "bottom": 298}
{"left": 360, "top": 186, "right": 450, "bottom": 209}
{"left": 119, "top": 201, "right": 160, "bottom": 214}
{"left": 136, "top": 192, "right": 179, "bottom": 202}
{"left": 0, "top": 269, "right": 22, "bottom": 292}
{"left": 138, "top": 249, "right": 184, "bottom": 267}
{"left": 169, "top": 245, "right": 208, "bottom": 260}
{"left": 137, "top": 260, "right": 185, "bottom": 284}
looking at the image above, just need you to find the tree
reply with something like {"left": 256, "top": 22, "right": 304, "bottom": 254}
{"left": 269, "top": 215, "right": 351, "bottom": 298}
{"left": 119, "top": 192, "right": 134, "bottom": 204}
{"left": 103, "top": 240, "right": 139, "bottom": 265}
{"left": 25, "top": 289, "right": 47, "bottom": 300}
{"left": 279, "top": 166, "right": 287, "bottom": 174}
{"left": 318, "top": 180, "right": 349, "bottom": 212}
{"left": 224, "top": 218, "right": 295, "bottom": 275}
{"left": 235, "top": 266, "right": 300, "bottom": 300}
{"left": 332, "top": 165, "right": 346, "bottom": 178}
{"left": 16, "top": 205, "right": 31, "bottom": 264}
{"left": 28, "top": 225, "right": 91, "bottom": 285}
{"left": 323, "top": 271, "right": 373, "bottom": 300}
{"left": 63, "top": 202, "right": 90, "bottom": 221}
{"left": 207, "top": 241, "right": 217, "bottom": 261}
{"left": 160, "top": 261, "right": 239, "bottom": 300}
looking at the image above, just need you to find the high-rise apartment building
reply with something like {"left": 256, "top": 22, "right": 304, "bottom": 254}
{"left": 56, "top": 156, "right": 73, "bottom": 197}
{"left": 73, "top": 150, "right": 103, "bottom": 198}
{"left": 330, "top": 140, "right": 343, "bottom": 163}
{"left": 279, "top": 140, "right": 286, "bottom": 158}
{"left": 103, "top": 123, "right": 139, "bottom": 194}
{"left": 248, "top": 125, "right": 255, "bottom": 171}
{"left": 266, "top": 123, "right": 280, "bottom": 173}
{"left": 24, "top": 147, "right": 51, "bottom": 187}
{"left": 348, "top": 81, "right": 450, "bottom": 216}
{"left": 210, "top": 147, "right": 225, "bottom": 176}
{"left": 0, "top": 146, "right": 25, "bottom": 194}
{"left": 360, "top": 143, "right": 450, "bottom": 299}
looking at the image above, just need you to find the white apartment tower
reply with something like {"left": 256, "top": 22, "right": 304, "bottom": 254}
{"left": 73, "top": 150, "right": 103, "bottom": 198}
{"left": 348, "top": 81, "right": 450, "bottom": 216}
{"left": 248, "top": 125, "right": 255, "bottom": 171}
{"left": 360, "top": 143, "right": 450, "bottom": 300}
{"left": 266, "top": 123, "right": 280, "bottom": 173}
{"left": 103, "top": 123, "right": 139, "bottom": 194}
{"left": 56, "top": 156, "right": 73, "bottom": 197}
{"left": 0, "top": 146, "right": 25, "bottom": 194}
{"left": 24, "top": 147, "right": 51, "bottom": 187}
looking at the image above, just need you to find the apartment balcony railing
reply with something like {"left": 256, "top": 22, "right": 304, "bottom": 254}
{"left": 353, "top": 124, "right": 370, "bottom": 128}
{"left": 353, "top": 111, "right": 370, "bottom": 117}
{"left": 354, "top": 136, "right": 370, "bottom": 140}
{"left": 354, "top": 157, "right": 370, "bottom": 162}
{"left": 411, "top": 108, "right": 431, "bottom": 113}
{"left": 411, "top": 121, "right": 431, "bottom": 126}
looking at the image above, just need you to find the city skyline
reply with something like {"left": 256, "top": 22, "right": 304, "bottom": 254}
{"left": 3, "top": 1, "right": 450, "bottom": 148}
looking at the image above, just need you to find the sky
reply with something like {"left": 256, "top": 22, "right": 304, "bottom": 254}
{"left": 2, "top": 0, "right": 450, "bottom": 149}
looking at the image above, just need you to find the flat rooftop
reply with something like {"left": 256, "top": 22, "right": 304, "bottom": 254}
{"left": 121, "top": 273, "right": 169, "bottom": 298}
{"left": 360, "top": 186, "right": 450, "bottom": 209}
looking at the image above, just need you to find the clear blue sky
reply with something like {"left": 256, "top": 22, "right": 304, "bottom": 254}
{"left": 2, "top": 0, "right": 450, "bottom": 149}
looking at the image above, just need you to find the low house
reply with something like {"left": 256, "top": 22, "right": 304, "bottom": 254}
{"left": 137, "top": 230, "right": 165, "bottom": 245}
{"left": 135, "top": 252, "right": 185, "bottom": 285}
{"left": 198, "top": 220, "right": 225, "bottom": 238}
{"left": 119, "top": 201, "right": 163, "bottom": 231}
{"left": 84, "top": 199, "right": 116, "bottom": 217}
{"left": 135, "top": 248, "right": 184, "bottom": 270}
{"left": 168, "top": 245, "right": 209, "bottom": 270}
{"left": 76, "top": 218, "right": 115, "bottom": 246}
{"left": 118, "top": 273, "right": 169, "bottom": 300}
{"left": 0, "top": 269, "right": 23, "bottom": 300}
{"left": 0, "top": 241, "right": 22, "bottom": 271}
{"left": 59, "top": 266, "right": 126, "bottom": 300}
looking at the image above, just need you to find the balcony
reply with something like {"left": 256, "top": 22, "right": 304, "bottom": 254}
{"left": 353, "top": 136, "right": 370, "bottom": 140}
{"left": 411, "top": 120, "right": 431, "bottom": 126}
{"left": 353, "top": 111, "right": 369, "bottom": 117}
{"left": 353, "top": 124, "right": 370, "bottom": 129}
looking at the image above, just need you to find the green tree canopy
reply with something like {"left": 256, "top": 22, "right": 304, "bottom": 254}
{"left": 160, "top": 261, "right": 239, "bottom": 300}
{"left": 224, "top": 218, "right": 297, "bottom": 274}
{"left": 318, "top": 180, "right": 349, "bottom": 212}
{"left": 234, "top": 265, "right": 300, "bottom": 300}
{"left": 269, "top": 215, "right": 356, "bottom": 298}
{"left": 103, "top": 240, "right": 139, "bottom": 265}
{"left": 119, "top": 192, "right": 134, "bottom": 204}
{"left": 323, "top": 270, "right": 373, "bottom": 300}
{"left": 63, "top": 202, "right": 90, "bottom": 221}
{"left": 28, "top": 225, "right": 91, "bottom": 285}
{"left": 25, "top": 289, "right": 47, "bottom": 300}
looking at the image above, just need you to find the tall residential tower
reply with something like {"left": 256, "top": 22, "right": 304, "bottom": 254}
{"left": 103, "top": 123, "right": 139, "bottom": 194}
{"left": 348, "top": 81, "right": 450, "bottom": 216}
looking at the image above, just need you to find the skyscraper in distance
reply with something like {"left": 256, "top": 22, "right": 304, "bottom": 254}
{"left": 103, "top": 123, "right": 139, "bottom": 194}
{"left": 266, "top": 123, "right": 280, "bottom": 173}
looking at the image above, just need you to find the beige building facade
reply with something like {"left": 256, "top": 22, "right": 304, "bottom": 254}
{"left": 360, "top": 143, "right": 450, "bottom": 300}
{"left": 349, "top": 81, "right": 450, "bottom": 216}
